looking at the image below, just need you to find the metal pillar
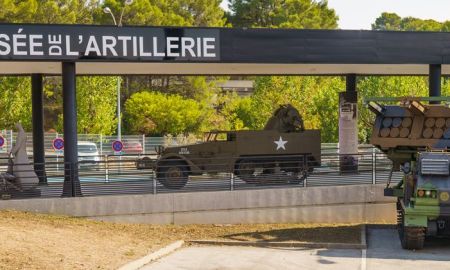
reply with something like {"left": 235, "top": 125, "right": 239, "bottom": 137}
{"left": 339, "top": 74, "right": 358, "bottom": 173}
{"left": 31, "top": 74, "right": 47, "bottom": 184}
{"left": 62, "top": 62, "right": 81, "bottom": 197}
{"left": 429, "top": 64, "right": 441, "bottom": 104}
{"left": 346, "top": 74, "right": 356, "bottom": 94}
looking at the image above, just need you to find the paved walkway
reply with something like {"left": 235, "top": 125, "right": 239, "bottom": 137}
{"left": 142, "top": 228, "right": 450, "bottom": 270}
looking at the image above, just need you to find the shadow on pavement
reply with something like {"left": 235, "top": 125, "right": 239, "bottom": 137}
{"left": 221, "top": 225, "right": 361, "bottom": 243}
{"left": 317, "top": 224, "right": 450, "bottom": 262}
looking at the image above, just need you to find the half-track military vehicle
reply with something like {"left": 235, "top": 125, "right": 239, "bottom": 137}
{"left": 368, "top": 97, "right": 450, "bottom": 249}
{"left": 138, "top": 104, "right": 321, "bottom": 189}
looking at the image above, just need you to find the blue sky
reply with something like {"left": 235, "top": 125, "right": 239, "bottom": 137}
{"left": 220, "top": 0, "right": 450, "bottom": 30}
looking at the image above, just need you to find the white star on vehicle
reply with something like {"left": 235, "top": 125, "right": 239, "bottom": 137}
{"left": 274, "top": 136, "right": 288, "bottom": 150}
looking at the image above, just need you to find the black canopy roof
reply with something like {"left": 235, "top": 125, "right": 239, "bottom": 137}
{"left": 0, "top": 23, "right": 449, "bottom": 75}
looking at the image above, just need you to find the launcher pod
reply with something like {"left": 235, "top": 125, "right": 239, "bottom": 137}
{"left": 368, "top": 97, "right": 450, "bottom": 249}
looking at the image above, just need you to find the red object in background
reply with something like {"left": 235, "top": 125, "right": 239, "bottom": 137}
{"left": 123, "top": 141, "right": 143, "bottom": 154}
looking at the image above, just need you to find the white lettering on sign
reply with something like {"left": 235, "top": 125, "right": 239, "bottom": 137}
{"left": 29, "top": 35, "right": 43, "bottom": 56}
{"left": 65, "top": 35, "right": 78, "bottom": 56}
{"left": 102, "top": 36, "right": 118, "bottom": 56}
{"left": 118, "top": 36, "right": 131, "bottom": 56}
{"left": 0, "top": 27, "right": 219, "bottom": 60}
{"left": 0, "top": 34, "right": 11, "bottom": 55}
{"left": 85, "top": 35, "right": 101, "bottom": 56}
{"left": 166, "top": 37, "right": 179, "bottom": 57}
{"left": 48, "top": 34, "right": 62, "bottom": 56}
{"left": 179, "top": 148, "right": 190, "bottom": 155}
{"left": 203, "top": 37, "right": 216, "bottom": 57}
{"left": 153, "top": 37, "right": 164, "bottom": 57}
{"left": 13, "top": 29, "right": 27, "bottom": 55}
{"left": 139, "top": 36, "right": 152, "bottom": 57}
{"left": 181, "top": 37, "right": 195, "bottom": 57}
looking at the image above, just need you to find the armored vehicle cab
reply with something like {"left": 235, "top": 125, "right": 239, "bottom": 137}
{"left": 148, "top": 104, "right": 321, "bottom": 189}
{"left": 368, "top": 97, "right": 450, "bottom": 249}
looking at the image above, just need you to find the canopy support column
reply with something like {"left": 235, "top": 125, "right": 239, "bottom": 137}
{"left": 339, "top": 74, "right": 358, "bottom": 173}
{"left": 62, "top": 62, "right": 81, "bottom": 197}
{"left": 31, "top": 74, "right": 47, "bottom": 184}
{"left": 429, "top": 64, "right": 441, "bottom": 104}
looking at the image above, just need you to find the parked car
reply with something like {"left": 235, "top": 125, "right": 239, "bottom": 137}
{"left": 78, "top": 141, "right": 100, "bottom": 168}
{"left": 123, "top": 141, "right": 143, "bottom": 154}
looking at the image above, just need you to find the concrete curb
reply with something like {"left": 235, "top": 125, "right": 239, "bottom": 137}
{"left": 188, "top": 225, "right": 368, "bottom": 250}
{"left": 188, "top": 240, "right": 365, "bottom": 250}
{"left": 361, "top": 224, "right": 367, "bottom": 248}
{"left": 118, "top": 240, "right": 184, "bottom": 270}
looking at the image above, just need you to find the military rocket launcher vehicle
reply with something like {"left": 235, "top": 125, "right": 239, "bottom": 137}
{"left": 137, "top": 104, "right": 321, "bottom": 189}
{"left": 367, "top": 97, "right": 450, "bottom": 249}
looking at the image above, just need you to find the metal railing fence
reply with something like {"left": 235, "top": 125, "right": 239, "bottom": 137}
{"left": 0, "top": 150, "right": 400, "bottom": 200}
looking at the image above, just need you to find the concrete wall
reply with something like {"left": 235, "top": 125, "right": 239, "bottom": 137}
{"left": 0, "top": 185, "right": 397, "bottom": 224}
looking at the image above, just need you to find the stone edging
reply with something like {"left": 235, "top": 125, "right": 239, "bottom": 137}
{"left": 118, "top": 240, "right": 184, "bottom": 270}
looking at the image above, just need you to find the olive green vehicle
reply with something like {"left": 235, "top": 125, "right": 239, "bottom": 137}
{"left": 137, "top": 104, "right": 321, "bottom": 189}
{"left": 368, "top": 97, "right": 450, "bottom": 249}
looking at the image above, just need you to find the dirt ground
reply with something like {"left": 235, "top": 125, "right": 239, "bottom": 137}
{"left": 0, "top": 210, "right": 361, "bottom": 270}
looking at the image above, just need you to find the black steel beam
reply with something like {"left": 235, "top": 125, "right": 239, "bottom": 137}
{"left": 429, "top": 64, "right": 441, "bottom": 104}
{"left": 31, "top": 74, "right": 47, "bottom": 184}
{"left": 61, "top": 62, "right": 81, "bottom": 197}
{"left": 346, "top": 74, "right": 356, "bottom": 94}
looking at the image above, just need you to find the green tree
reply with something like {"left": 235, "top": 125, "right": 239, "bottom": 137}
{"left": 228, "top": 0, "right": 338, "bottom": 29}
{"left": 223, "top": 0, "right": 340, "bottom": 142}
{"left": 0, "top": 77, "right": 32, "bottom": 130}
{"left": 75, "top": 77, "right": 118, "bottom": 134}
{"left": 247, "top": 76, "right": 344, "bottom": 142}
{"left": 0, "top": 0, "right": 96, "bottom": 24}
{"left": 372, "top": 12, "right": 447, "bottom": 32}
{"left": 124, "top": 91, "right": 203, "bottom": 135}
{"left": 95, "top": 0, "right": 227, "bottom": 128}
{"left": 94, "top": 0, "right": 225, "bottom": 27}
{"left": 50, "top": 77, "right": 118, "bottom": 134}
{"left": 371, "top": 12, "right": 402, "bottom": 31}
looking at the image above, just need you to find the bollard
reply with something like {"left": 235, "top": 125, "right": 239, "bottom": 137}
{"left": 152, "top": 170, "right": 157, "bottom": 194}
{"left": 372, "top": 152, "right": 376, "bottom": 185}
{"left": 142, "top": 134, "right": 146, "bottom": 154}
{"left": 104, "top": 154, "right": 109, "bottom": 182}
{"left": 99, "top": 134, "right": 103, "bottom": 155}
{"left": 230, "top": 173, "right": 234, "bottom": 191}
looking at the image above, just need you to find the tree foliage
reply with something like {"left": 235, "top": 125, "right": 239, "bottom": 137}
{"left": 247, "top": 76, "right": 343, "bottom": 142}
{"left": 372, "top": 12, "right": 448, "bottom": 31}
{"left": 74, "top": 77, "right": 118, "bottom": 134}
{"left": 0, "top": 0, "right": 96, "bottom": 24}
{"left": 223, "top": 0, "right": 340, "bottom": 142}
{"left": 0, "top": 77, "right": 32, "bottom": 130}
{"left": 124, "top": 91, "right": 203, "bottom": 136}
{"left": 228, "top": 0, "right": 338, "bottom": 28}
{"left": 94, "top": 0, "right": 226, "bottom": 27}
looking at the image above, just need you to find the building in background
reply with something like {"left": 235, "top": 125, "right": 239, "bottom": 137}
{"left": 217, "top": 80, "right": 254, "bottom": 97}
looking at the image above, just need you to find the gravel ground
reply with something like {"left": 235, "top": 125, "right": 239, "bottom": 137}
{"left": 0, "top": 210, "right": 361, "bottom": 270}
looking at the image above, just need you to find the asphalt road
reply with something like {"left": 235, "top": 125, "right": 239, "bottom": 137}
{"left": 142, "top": 227, "right": 450, "bottom": 270}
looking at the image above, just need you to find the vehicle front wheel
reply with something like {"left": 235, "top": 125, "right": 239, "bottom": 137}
{"left": 398, "top": 207, "right": 425, "bottom": 250}
{"left": 156, "top": 160, "right": 189, "bottom": 189}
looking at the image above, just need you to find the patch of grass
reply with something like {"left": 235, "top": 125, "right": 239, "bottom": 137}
{"left": 0, "top": 210, "right": 361, "bottom": 270}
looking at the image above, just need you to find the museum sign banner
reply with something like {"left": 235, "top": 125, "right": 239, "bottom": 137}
{"left": 0, "top": 24, "right": 220, "bottom": 61}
